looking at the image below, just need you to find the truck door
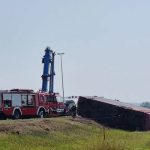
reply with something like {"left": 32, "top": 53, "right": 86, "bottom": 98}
{"left": 47, "top": 96, "right": 58, "bottom": 111}
{"left": 21, "top": 94, "right": 37, "bottom": 116}
{"left": 3, "top": 93, "right": 12, "bottom": 116}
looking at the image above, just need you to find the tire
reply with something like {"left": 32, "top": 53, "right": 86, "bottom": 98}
{"left": 13, "top": 110, "right": 21, "bottom": 119}
{"left": 38, "top": 109, "right": 45, "bottom": 118}
{"left": 63, "top": 109, "right": 67, "bottom": 115}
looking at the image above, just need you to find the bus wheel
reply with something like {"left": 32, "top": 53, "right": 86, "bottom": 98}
{"left": 13, "top": 110, "right": 21, "bottom": 119}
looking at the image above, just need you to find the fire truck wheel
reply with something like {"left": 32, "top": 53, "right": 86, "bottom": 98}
{"left": 13, "top": 110, "right": 21, "bottom": 119}
{"left": 38, "top": 109, "right": 45, "bottom": 118}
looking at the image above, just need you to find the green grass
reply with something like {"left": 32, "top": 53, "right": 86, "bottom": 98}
{"left": 0, "top": 117, "right": 149, "bottom": 150}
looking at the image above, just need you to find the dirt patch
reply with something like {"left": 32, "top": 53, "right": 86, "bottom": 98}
{"left": 0, "top": 118, "right": 77, "bottom": 135}
{"left": 0, "top": 125, "right": 15, "bottom": 132}
{"left": 0, "top": 117, "right": 101, "bottom": 135}
{"left": 70, "top": 116, "right": 102, "bottom": 127}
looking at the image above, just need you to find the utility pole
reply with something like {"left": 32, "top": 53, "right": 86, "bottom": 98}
{"left": 57, "top": 53, "right": 65, "bottom": 103}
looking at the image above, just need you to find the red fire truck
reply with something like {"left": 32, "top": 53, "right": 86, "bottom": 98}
{"left": 0, "top": 47, "right": 66, "bottom": 119}
{"left": 0, "top": 89, "right": 64, "bottom": 119}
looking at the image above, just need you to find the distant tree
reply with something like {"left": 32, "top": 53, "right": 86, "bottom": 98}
{"left": 140, "top": 101, "right": 150, "bottom": 108}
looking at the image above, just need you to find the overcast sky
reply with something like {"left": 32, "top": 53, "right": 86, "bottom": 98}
{"left": 0, "top": 0, "right": 150, "bottom": 102}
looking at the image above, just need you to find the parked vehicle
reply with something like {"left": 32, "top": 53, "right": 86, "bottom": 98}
{"left": 0, "top": 89, "right": 64, "bottom": 119}
{"left": 64, "top": 100, "right": 76, "bottom": 115}
{"left": 0, "top": 47, "right": 66, "bottom": 119}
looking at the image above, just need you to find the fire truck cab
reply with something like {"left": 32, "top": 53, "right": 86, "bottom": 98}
{"left": 0, "top": 89, "right": 64, "bottom": 119}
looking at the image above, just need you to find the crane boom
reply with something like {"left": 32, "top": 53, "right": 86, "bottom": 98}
{"left": 42, "top": 47, "right": 55, "bottom": 93}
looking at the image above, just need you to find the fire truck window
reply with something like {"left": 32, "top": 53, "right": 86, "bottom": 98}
{"left": 53, "top": 97, "right": 57, "bottom": 102}
{"left": 56, "top": 96, "right": 63, "bottom": 102}
{"left": 44, "top": 96, "right": 47, "bottom": 102}
{"left": 40, "top": 96, "right": 45, "bottom": 102}
{"left": 21, "top": 95, "right": 27, "bottom": 106}
{"left": 40, "top": 96, "right": 47, "bottom": 102}
{"left": 4, "top": 100, "right": 11, "bottom": 108}
{"left": 28, "top": 95, "right": 34, "bottom": 106}
{"left": 47, "top": 96, "right": 57, "bottom": 102}
{"left": 47, "top": 96, "right": 53, "bottom": 102}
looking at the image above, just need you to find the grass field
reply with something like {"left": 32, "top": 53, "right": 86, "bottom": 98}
{"left": 0, "top": 117, "right": 149, "bottom": 150}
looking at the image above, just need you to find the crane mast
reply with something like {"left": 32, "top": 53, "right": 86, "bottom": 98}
{"left": 41, "top": 47, "right": 55, "bottom": 93}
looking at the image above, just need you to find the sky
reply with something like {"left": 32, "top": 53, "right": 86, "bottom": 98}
{"left": 0, "top": 0, "right": 150, "bottom": 103}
